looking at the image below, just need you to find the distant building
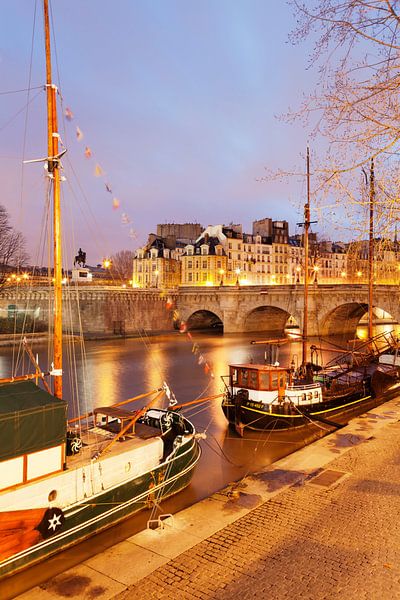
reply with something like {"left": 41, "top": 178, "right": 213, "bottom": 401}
{"left": 181, "top": 225, "right": 227, "bottom": 286}
{"left": 132, "top": 236, "right": 181, "bottom": 289}
{"left": 156, "top": 223, "right": 203, "bottom": 245}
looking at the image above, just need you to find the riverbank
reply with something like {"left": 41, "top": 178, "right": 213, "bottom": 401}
{"left": 0, "top": 330, "right": 177, "bottom": 346}
{"left": 12, "top": 393, "right": 400, "bottom": 600}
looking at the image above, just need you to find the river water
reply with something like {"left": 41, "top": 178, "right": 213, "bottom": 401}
{"left": 1, "top": 325, "right": 399, "bottom": 596}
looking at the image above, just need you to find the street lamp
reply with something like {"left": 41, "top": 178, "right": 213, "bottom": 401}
{"left": 103, "top": 258, "right": 111, "bottom": 269}
{"left": 313, "top": 264, "right": 319, "bottom": 284}
{"left": 219, "top": 268, "right": 225, "bottom": 286}
{"left": 154, "top": 269, "right": 159, "bottom": 288}
{"left": 235, "top": 268, "right": 241, "bottom": 287}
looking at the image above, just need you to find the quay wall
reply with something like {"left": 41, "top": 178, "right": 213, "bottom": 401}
{"left": 0, "top": 287, "right": 177, "bottom": 337}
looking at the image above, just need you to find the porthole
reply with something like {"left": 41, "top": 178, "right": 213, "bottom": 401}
{"left": 48, "top": 489, "right": 57, "bottom": 502}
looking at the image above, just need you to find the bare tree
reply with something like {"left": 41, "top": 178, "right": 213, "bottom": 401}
{"left": 286, "top": 1, "right": 400, "bottom": 239}
{"left": 109, "top": 250, "right": 135, "bottom": 282}
{"left": 0, "top": 205, "right": 29, "bottom": 288}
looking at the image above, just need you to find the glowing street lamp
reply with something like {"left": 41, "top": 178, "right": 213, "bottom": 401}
{"left": 154, "top": 269, "right": 159, "bottom": 288}
{"left": 235, "top": 268, "right": 241, "bottom": 286}
{"left": 103, "top": 258, "right": 111, "bottom": 269}
{"left": 313, "top": 264, "right": 319, "bottom": 284}
{"left": 219, "top": 268, "right": 225, "bottom": 286}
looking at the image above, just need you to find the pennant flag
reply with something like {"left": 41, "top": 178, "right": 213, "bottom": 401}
{"left": 198, "top": 355, "right": 205, "bottom": 365}
{"left": 121, "top": 213, "right": 131, "bottom": 224}
{"left": 204, "top": 363, "right": 210, "bottom": 374}
{"left": 65, "top": 107, "right": 73, "bottom": 121}
{"left": 112, "top": 198, "right": 120, "bottom": 210}
{"left": 84, "top": 146, "right": 92, "bottom": 159}
{"left": 166, "top": 297, "right": 173, "bottom": 310}
{"left": 76, "top": 126, "right": 83, "bottom": 141}
{"left": 105, "top": 183, "right": 112, "bottom": 193}
{"left": 128, "top": 228, "right": 137, "bottom": 239}
{"left": 173, "top": 310, "right": 179, "bottom": 321}
{"left": 179, "top": 322, "right": 187, "bottom": 333}
{"left": 94, "top": 163, "right": 104, "bottom": 177}
{"left": 186, "top": 332, "right": 193, "bottom": 341}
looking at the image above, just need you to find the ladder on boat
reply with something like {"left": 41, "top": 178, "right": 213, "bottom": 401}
{"left": 323, "top": 330, "right": 399, "bottom": 376}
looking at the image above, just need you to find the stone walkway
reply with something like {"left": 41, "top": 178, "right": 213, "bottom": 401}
{"left": 17, "top": 396, "right": 400, "bottom": 600}
{"left": 116, "top": 414, "right": 400, "bottom": 599}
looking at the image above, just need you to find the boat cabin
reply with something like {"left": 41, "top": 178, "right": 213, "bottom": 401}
{"left": 0, "top": 381, "right": 67, "bottom": 492}
{"left": 229, "top": 364, "right": 288, "bottom": 392}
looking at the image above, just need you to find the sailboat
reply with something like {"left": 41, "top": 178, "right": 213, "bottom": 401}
{"left": 0, "top": 1, "right": 200, "bottom": 578}
{"left": 221, "top": 150, "right": 400, "bottom": 433}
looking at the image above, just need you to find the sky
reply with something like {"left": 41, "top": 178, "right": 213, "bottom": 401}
{"left": 0, "top": 0, "right": 321, "bottom": 266}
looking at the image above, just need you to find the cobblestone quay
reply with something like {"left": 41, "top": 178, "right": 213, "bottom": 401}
{"left": 117, "top": 412, "right": 400, "bottom": 599}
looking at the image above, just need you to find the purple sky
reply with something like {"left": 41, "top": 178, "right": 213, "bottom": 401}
{"left": 1, "top": 0, "right": 322, "bottom": 266}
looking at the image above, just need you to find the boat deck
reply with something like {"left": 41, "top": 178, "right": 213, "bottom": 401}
{"left": 66, "top": 422, "right": 163, "bottom": 470}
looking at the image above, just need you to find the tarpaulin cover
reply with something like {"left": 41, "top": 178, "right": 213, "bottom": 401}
{"left": 0, "top": 380, "right": 67, "bottom": 461}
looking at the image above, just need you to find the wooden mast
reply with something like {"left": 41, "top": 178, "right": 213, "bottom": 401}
{"left": 44, "top": 0, "right": 62, "bottom": 399}
{"left": 368, "top": 158, "right": 375, "bottom": 341}
{"left": 302, "top": 147, "right": 311, "bottom": 365}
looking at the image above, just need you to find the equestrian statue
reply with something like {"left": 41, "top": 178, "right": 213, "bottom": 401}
{"left": 74, "top": 248, "right": 86, "bottom": 268}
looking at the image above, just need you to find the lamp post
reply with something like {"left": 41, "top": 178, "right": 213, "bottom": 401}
{"left": 235, "top": 268, "right": 241, "bottom": 287}
{"left": 219, "top": 268, "right": 225, "bottom": 286}
{"left": 313, "top": 264, "right": 319, "bottom": 284}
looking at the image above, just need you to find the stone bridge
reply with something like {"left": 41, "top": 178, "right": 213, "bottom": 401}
{"left": 1, "top": 284, "right": 399, "bottom": 338}
{"left": 0, "top": 287, "right": 176, "bottom": 336}
{"left": 176, "top": 284, "right": 400, "bottom": 337}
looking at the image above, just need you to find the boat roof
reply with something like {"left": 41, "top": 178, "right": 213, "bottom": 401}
{"left": 229, "top": 363, "right": 287, "bottom": 372}
{"left": 94, "top": 406, "right": 136, "bottom": 419}
{"left": 0, "top": 380, "right": 67, "bottom": 413}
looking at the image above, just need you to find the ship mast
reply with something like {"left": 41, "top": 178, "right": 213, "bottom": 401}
{"left": 44, "top": 0, "right": 62, "bottom": 399}
{"left": 368, "top": 158, "right": 374, "bottom": 341}
{"left": 302, "top": 147, "right": 311, "bottom": 365}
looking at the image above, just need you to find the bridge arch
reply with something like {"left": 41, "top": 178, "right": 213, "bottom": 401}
{"left": 321, "top": 302, "right": 399, "bottom": 338}
{"left": 244, "top": 305, "right": 297, "bottom": 335}
{"left": 185, "top": 309, "right": 223, "bottom": 332}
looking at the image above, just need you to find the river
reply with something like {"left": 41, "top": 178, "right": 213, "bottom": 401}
{"left": 1, "top": 324, "right": 399, "bottom": 597}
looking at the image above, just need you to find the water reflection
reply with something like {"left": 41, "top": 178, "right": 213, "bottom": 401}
{"left": 1, "top": 326, "right": 399, "bottom": 597}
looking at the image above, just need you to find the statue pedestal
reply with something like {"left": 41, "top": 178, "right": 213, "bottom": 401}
{"left": 72, "top": 268, "right": 92, "bottom": 282}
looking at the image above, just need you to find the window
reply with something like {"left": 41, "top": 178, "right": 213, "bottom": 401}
{"left": 202, "top": 260, "right": 207, "bottom": 269}
{"left": 188, "top": 273, "right": 192, "bottom": 282}
{"left": 271, "top": 373, "right": 279, "bottom": 388}
{"left": 231, "top": 368, "right": 238, "bottom": 385}
{"left": 260, "top": 372, "right": 270, "bottom": 390}
{"left": 188, "top": 261, "right": 192, "bottom": 269}
{"left": 249, "top": 371, "right": 258, "bottom": 389}
{"left": 240, "top": 369, "right": 248, "bottom": 385}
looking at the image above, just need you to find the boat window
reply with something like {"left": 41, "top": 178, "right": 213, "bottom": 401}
{"left": 249, "top": 370, "right": 258, "bottom": 389}
{"left": 240, "top": 369, "right": 248, "bottom": 386}
{"left": 271, "top": 373, "right": 279, "bottom": 389}
{"left": 231, "top": 368, "right": 238, "bottom": 385}
{"left": 259, "top": 372, "right": 270, "bottom": 390}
